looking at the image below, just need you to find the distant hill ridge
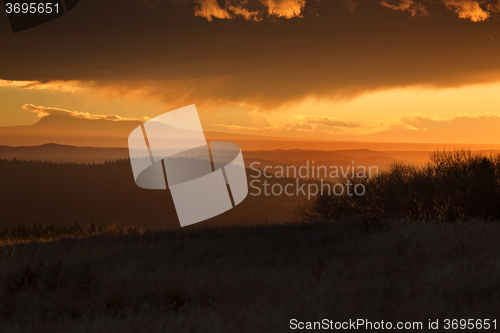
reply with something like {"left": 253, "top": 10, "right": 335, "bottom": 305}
{"left": 0, "top": 143, "right": 129, "bottom": 163}
{"left": 0, "top": 115, "right": 306, "bottom": 148}
{"left": 0, "top": 142, "right": 433, "bottom": 170}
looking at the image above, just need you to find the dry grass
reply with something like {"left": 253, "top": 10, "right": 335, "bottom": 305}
{"left": 0, "top": 223, "right": 142, "bottom": 246}
{"left": 1, "top": 219, "right": 499, "bottom": 332}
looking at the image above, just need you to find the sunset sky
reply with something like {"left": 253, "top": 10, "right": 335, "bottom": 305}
{"left": 1, "top": 0, "right": 500, "bottom": 144}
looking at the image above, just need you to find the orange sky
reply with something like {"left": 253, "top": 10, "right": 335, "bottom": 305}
{"left": 2, "top": 79, "right": 500, "bottom": 144}
{"left": 1, "top": 0, "right": 500, "bottom": 144}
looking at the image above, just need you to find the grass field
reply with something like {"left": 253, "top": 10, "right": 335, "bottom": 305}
{"left": 1, "top": 219, "right": 499, "bottom": 332}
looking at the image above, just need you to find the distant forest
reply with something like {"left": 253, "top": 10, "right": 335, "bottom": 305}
{"left": 0, "top": 159, "right": 301, "bottom": 229}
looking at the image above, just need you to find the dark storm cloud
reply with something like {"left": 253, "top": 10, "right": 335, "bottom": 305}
{"left": 0, "top": 0, "right": 500, "bottom": 109}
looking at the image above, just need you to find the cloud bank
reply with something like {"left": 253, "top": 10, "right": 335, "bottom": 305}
{"left": 363, "top": 113, "right": 500, "bottom": 143}
{"left": 1, "top": 0, "right": 500, "bottom": 112}
{"left": 22, "top": 104, "right": 147, "bottom": 122}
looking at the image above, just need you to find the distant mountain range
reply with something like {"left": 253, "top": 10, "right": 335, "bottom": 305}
{"left": 0, "top": 115, "right": 311, "bottom": 148}
{"left": 4, "top": 115, "right": 500, "bottom": 151}
{"left": 0, "top": 116, "right": 139, "bottom": 147}
{"left": 1, "top": 116, "right": 499, "bottom": 169}
{"left": 0, "top": 143, "right": 129, "bottom": 163}
{"left": 0, "top": 142, "right": 434, "bottom": 171}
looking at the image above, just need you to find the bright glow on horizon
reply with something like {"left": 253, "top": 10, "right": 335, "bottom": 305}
{"left": 1, "top": 79, "right": 500, "bottom": 144}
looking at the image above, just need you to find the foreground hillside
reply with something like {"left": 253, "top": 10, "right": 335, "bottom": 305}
{"left": 1, "top": 219, "right": 499, "bottom": 332}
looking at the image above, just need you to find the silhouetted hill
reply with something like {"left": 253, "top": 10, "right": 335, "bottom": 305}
{"left": 0, "top": 143, "right": 434, "bottom": 170}
{"left": 2, "top": 219, "right": 500, "bottom": 332}
{"left": 0, "top": 115, "right": 304, "bottom": 148}
{"left": 0, "top": 143, "right": 128, "bottom": 163}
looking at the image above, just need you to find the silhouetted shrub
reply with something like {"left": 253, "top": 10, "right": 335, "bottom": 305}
{"left": 297, "top": 150, "right": 500, "bottom": 222}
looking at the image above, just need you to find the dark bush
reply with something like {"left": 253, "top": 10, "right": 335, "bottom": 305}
{"left": 297, "top": 150, "right": 500, "bottom": 222}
